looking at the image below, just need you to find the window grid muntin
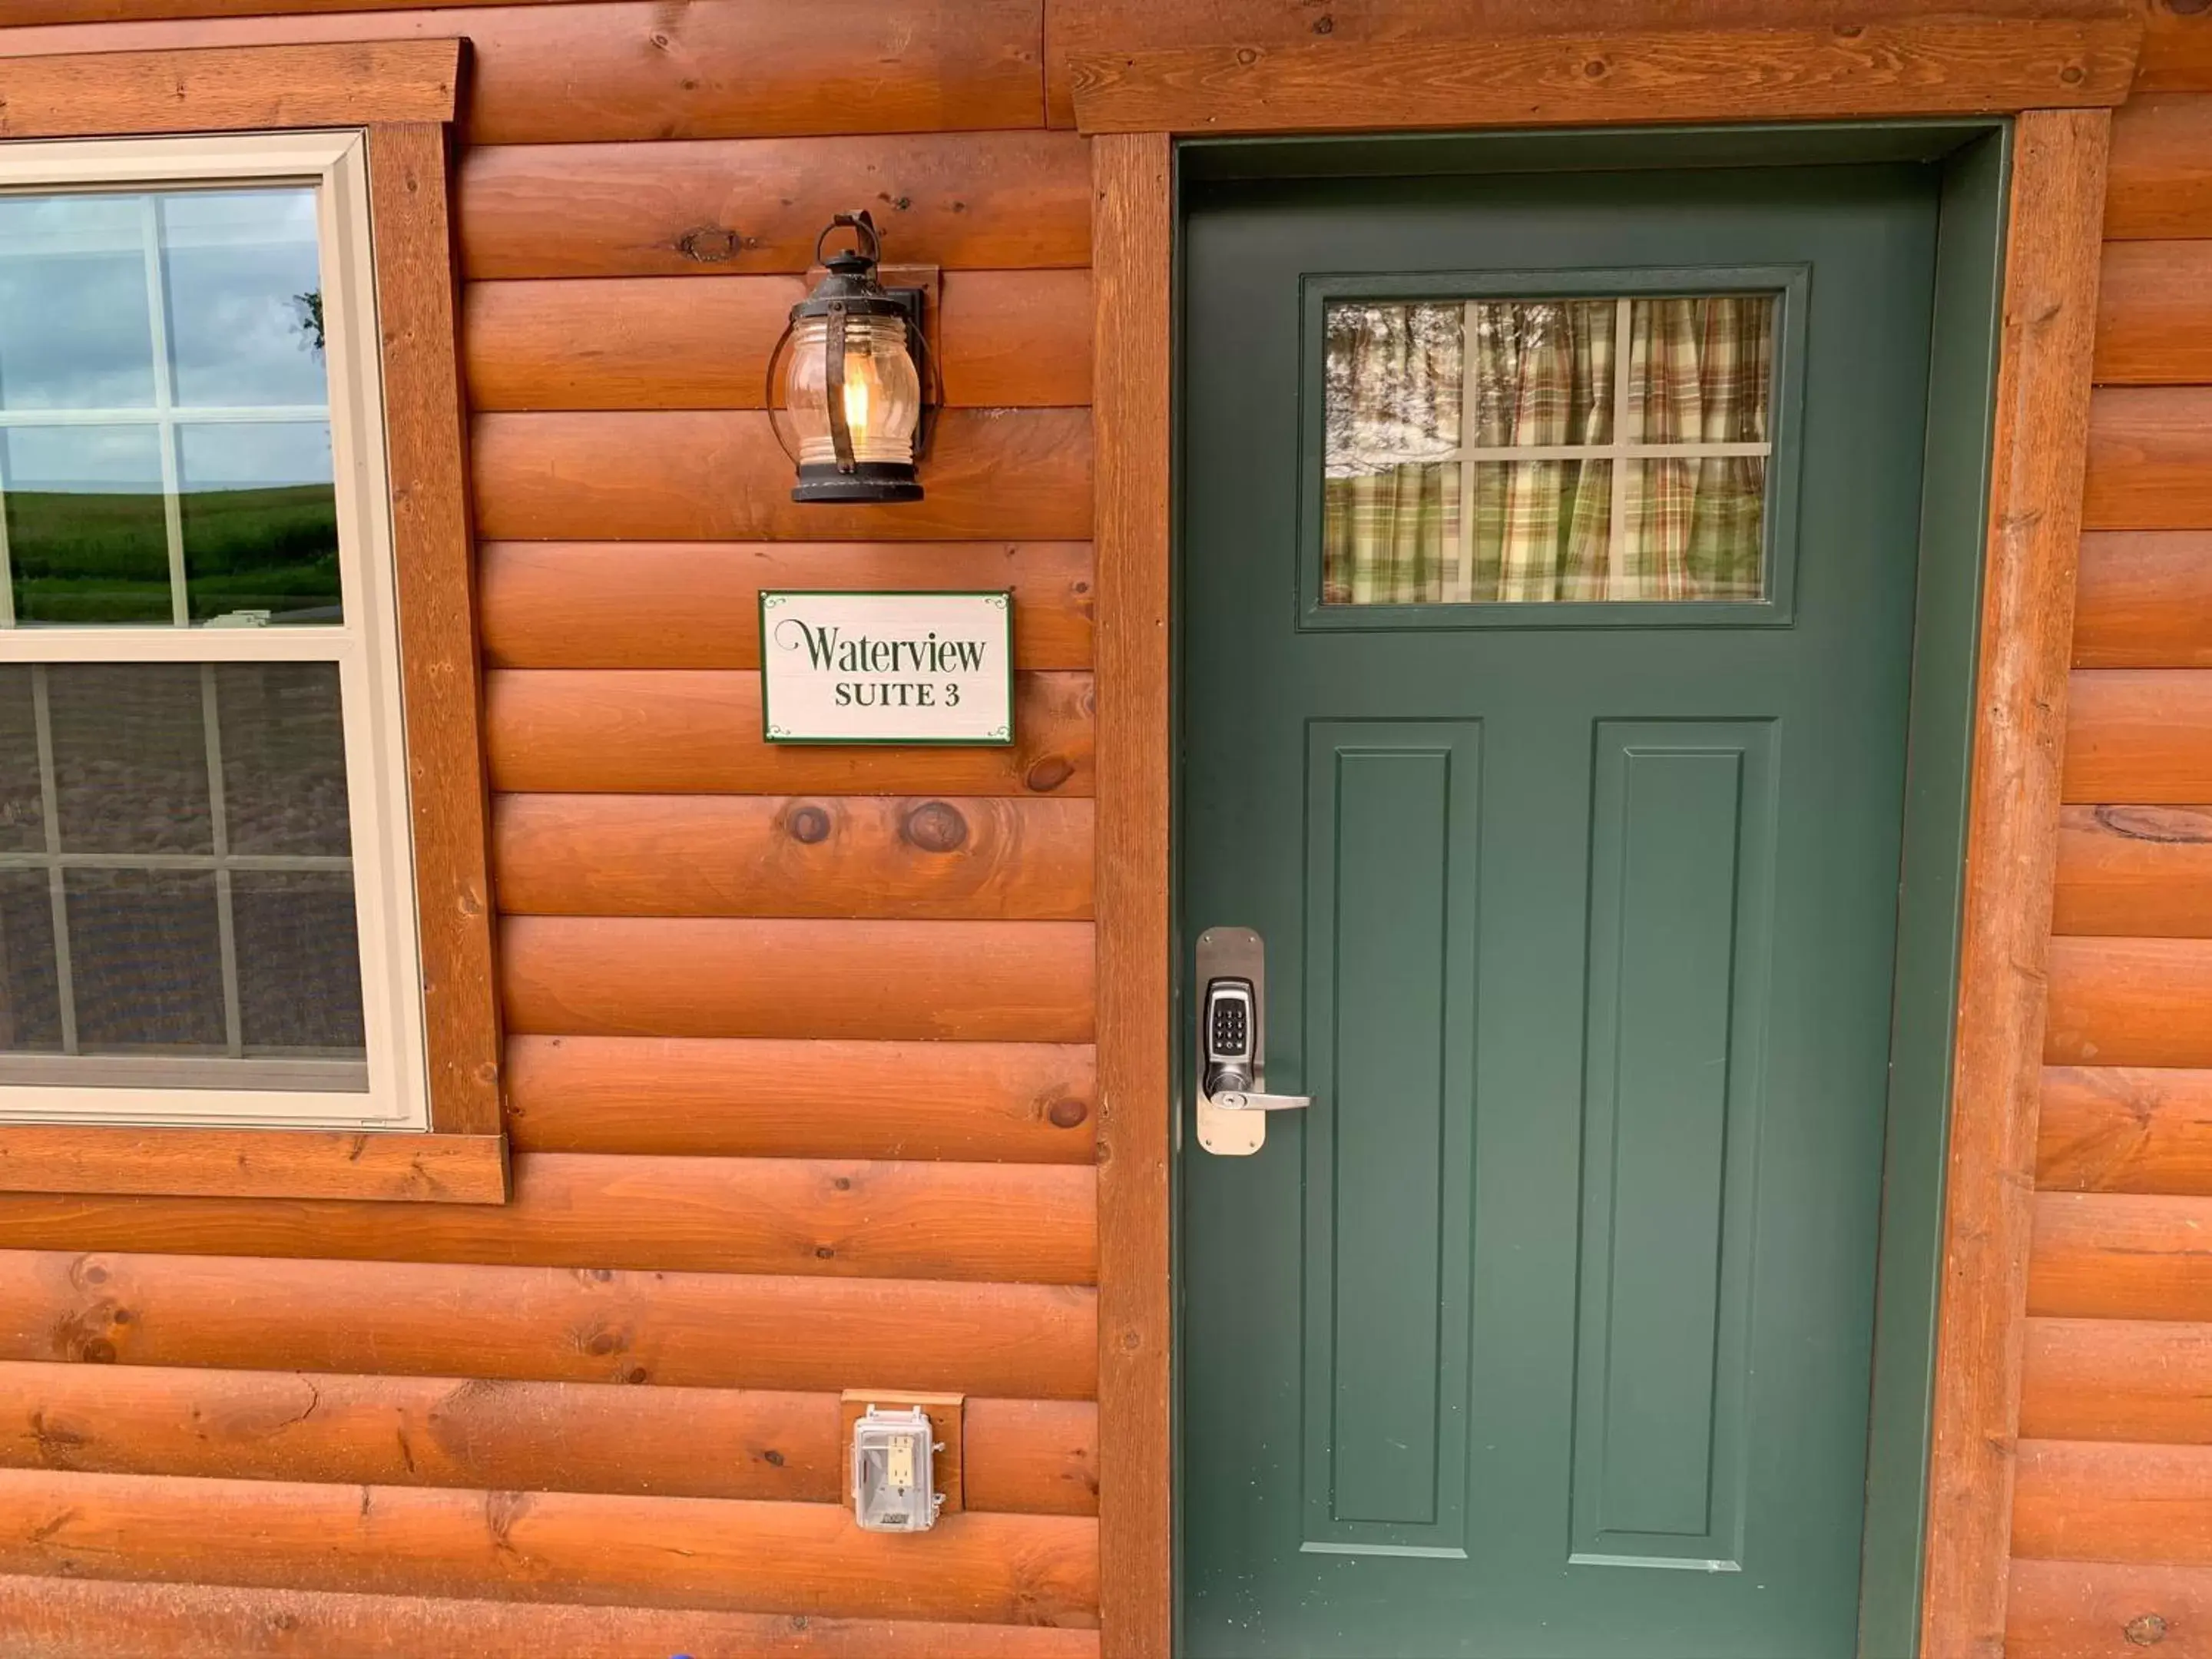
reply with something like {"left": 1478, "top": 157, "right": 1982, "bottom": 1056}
{"left": 28, "top": 664, "right": 71, "bottom": 1053}
{"left": 143, "top": 194, "right": 189, "bottom": 626}
{"left": 0, "top": 132, "right": 423, "bottom": 1129}
{"left": 1335, "top": 294, "right": 1778, "bottom": 604}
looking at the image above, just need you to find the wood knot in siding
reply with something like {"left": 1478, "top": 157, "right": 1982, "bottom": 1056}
{"left": 1025, "top": 755, "right": 1075, "bottom": 793}
{"left": 902, "top": 800, "right": 969, "bottom": 853}
{"left": 1047, "top": 1098, "right": 1088, "bottom": 1130}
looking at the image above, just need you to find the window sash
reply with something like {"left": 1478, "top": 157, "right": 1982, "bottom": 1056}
{"left": 0, "top": 131, "right": 428, "bottom": 1131}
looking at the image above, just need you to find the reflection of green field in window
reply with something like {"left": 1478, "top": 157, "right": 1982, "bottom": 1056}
{"left": 5, "top": 489, "right": 170, "bottom": 624}
{"left": 5, "top": 486, "right": 340, "bottom": 625}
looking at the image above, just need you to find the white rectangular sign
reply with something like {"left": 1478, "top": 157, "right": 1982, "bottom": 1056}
{"left": 760, "top": 590, "right": 1015, "bottom": 745}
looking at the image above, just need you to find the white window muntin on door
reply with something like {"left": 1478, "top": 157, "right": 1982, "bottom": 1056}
{"left": 1439, "top": 296, "right": 1774, "bottom": 594}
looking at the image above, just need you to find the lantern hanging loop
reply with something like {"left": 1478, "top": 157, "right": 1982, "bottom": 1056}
{"left": 814, "top": 210, "right": 882, "bottom": 270}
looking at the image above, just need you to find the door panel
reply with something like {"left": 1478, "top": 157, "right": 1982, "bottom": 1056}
{"left": 1181, "top": 162, "right": 1939, "bottom": 1657}
{"left": 1571, "top": 721, "right": 1774, "bottom": 1569}
{"left": 1300, "top": 722, "right": 1480, "bottom": 1554}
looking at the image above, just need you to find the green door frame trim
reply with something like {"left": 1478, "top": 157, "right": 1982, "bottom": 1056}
{"left": 1164, "top": 118, "right": 2012, "bottom": 1659}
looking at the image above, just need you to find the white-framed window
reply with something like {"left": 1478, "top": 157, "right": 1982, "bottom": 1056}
{"left": 0, "top": 131, "right": 429, "bottom": 1131}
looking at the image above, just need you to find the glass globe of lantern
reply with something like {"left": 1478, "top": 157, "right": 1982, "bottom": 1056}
{"left": 783, "top": 313, "right": 923, "bottom": 471}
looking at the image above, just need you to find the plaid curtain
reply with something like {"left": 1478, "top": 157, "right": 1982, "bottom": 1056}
{"left": 1468, "top": 300, "right": 1613, "bottom": 602}
{"left": 1322, "top": 295, "right": 1773, "bottom": 604}
{"left": 1321, "top": 303, "right": 1462, "bottom": 604}
{"left": 1619, "top": 296, "right": 1772, "bottom": 601}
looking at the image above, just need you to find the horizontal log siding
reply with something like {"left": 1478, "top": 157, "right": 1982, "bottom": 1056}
{"left": 0, "top": 1577, "right": 1101, "bottom": 1659}
{"left": 0, "top": 1363, "right": 1097, "bottom": 1513}
{"left": 0, "top": 1, "right": 1100, "bottom": 1641}
{"left": 10, "top": 5, "right": 2198, "bottom": 1651}
{"left": 0, "top": 2, "right": 1048, "bottom": 143}
{"left": 478, "top": 541, "right": 1094, "bottom": 671}
{"left": 2018, "top": 80, "right": 2212, "bottom": 1659}
{"left": 0, "top": 1467, "right": 1100, "bottom": 1622}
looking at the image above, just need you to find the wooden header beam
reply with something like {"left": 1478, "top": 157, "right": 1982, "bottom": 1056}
{"left": 0, "top": 38, "right": 461, "bottom": 137}
{"left": 1068, "top": 15, "right": 2142, "bottom": 135}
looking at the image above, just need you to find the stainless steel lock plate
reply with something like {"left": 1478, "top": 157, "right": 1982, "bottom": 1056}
{"left": 1194, "top": 926, "right": 1310, "bottom": 1156}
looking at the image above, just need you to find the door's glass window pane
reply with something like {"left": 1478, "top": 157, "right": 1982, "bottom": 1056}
{"left": 1467, "top": 300, "right": 1614, "bottom": 448}
{"left": 180, "top": 422, "right": 341, "bottom": 625}
{"left": 0, "top": 194, "right": 157, "bottom": 412}
{"left": 1622, "top": 457, "right": 1770, "bottom": 604}
{"left": 1323, "top": 292, "right": 1777, "bottom": 606}
{"left": 0, "top": 661, "right": 366, "bottom": 1087}
{"left": 3, "top": 424, "right": 171, "bottom": 624}
{"left": 1472, "top": 458, "right": 1614, "bottom": 604}
{"left": 1323, "top": 303, "right": 1461, "bottom": 607}
{"left": 1325, "top": 302, "right": 1462, "bottom": 469}
{"left": 0, "top": 184, "right": 337, "bottom": 630}
{"left": 1322, "top": 460, "right": 1462, "bottom": 606}
{"left": 1624, "top": 296, "right": 1773, "bottom": 446}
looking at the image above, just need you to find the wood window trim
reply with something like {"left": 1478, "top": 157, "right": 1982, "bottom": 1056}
{"left": 0, "top": 41, "right": 504, "bottom": 1204}
{"left": 1090, "top": 91, "right": 2114, "bottom": 1659}
{"left": 1066, "top": 14, "right": 2143, "bottom": 137}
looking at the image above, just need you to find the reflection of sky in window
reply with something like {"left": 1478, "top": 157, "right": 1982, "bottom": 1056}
{"left": 0, "top": 195, "right": 156, "bottom": 411}
{"left": 2, "top": 425, "right": 163, "bottom": 494}
{"left": 161, "top": 190, "right": 326, "bottom": 409}
{"left": 0, "top": 187, "right": 325, "bottom": 416}
{"left": 179, "top": 422, "right": 334, "bottom": 492}
{"left": 0, "top": 422, "right": 332, "bottom": 495}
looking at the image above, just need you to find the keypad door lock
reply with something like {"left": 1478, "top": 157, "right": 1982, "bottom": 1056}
{"left": 1195, "top": 926, "right": 1310, "bottom": 1156}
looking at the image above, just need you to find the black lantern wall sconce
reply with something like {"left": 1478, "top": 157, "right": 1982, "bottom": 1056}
{"left": 767, "top": 211, "right": 939, "bottom": 504}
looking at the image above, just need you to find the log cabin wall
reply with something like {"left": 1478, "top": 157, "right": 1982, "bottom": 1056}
{"left": 0, "top": 2, "right": 1103, "bottom": 1653}
{"left": 0, "top": 2, "right": 2200, "bottom": 1655}
{"left": 2009, "top": 42, "right": 2212, "bottom": 1653}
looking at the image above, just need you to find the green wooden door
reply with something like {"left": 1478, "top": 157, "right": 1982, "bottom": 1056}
{"left": 1180, "top": 161, "right": 1941, "bottom": 1657}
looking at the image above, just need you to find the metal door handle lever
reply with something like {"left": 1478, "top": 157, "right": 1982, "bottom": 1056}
{"left": 1212, "top": 1090, "right": 1312, "bottom": 1112}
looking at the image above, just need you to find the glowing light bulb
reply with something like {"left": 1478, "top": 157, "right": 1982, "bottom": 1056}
{"left": 843, "top": 376, "right": 871, "bottom": 436}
